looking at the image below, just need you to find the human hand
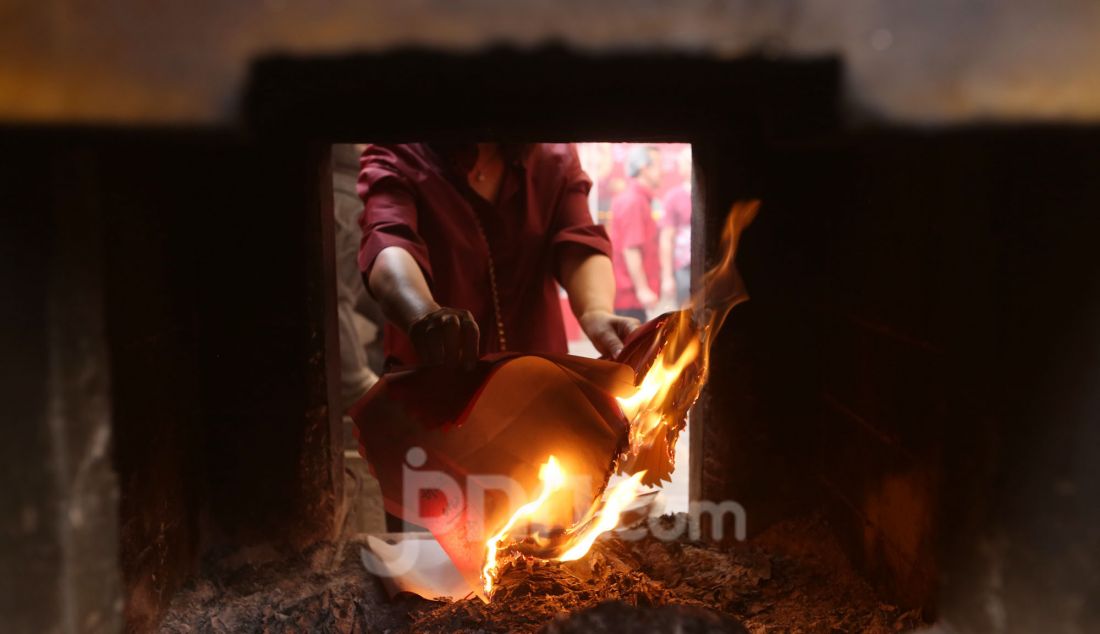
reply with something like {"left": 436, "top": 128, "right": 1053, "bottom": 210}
{"left": 407, "top": 307, "right": 480, "bottom": 370}
{"left": 579, "top": 310, "right": 641, "bottom": 359}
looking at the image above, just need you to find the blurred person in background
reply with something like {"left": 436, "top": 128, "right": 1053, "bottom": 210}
{"left": 357, "top": 143, "right": 639, "bottom": 371}
{"left": 610, "top": 145, "right": 666, "bottom": 322}
{"left": 660, "top": 146, "right": 693, "bottom": 307}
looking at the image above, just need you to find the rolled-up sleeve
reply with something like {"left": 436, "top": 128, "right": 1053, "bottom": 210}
{"left": 356, "top": 145, "right": 433, "bottom": 285}
{"left": 550, "top": 144, "right": 613, "bottom": 261}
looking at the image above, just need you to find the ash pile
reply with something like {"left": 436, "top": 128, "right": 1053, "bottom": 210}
{"left": 410, "top": 515, "right": 927, "bottom": 634}
{"left": 161, "top": 514, "right": 927, "bottom": 633}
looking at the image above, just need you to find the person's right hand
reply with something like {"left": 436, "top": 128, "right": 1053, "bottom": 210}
{"left": 407, "top": 307, "right": 480, "bottom": 370}
{"left": 635, "top": 285, "right": 659, "bottom": 309}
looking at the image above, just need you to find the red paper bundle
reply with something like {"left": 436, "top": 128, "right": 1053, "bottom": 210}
{"left": 349, "top": 352, "right": 641, "bottom": 600}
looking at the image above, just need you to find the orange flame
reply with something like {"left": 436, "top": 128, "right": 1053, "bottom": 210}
{"left": 556, "top": 471, "right": 647, "bottom": 561}
{"left": 481, "top": 456, "right": 566, "bottom": 595}
{"left": 617, "top": 200, "right": 759, "bottom": 484}
{"left": 480, "top": 455, "right": 648, "bottom": 596}
{"left": 479, "top": 202, "right": 757, "bottom": 597}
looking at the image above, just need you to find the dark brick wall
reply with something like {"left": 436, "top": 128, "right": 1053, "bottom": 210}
{"left": 1, "top": 140, "right": 122, "bottom": 633}
{"left": 80, "top": 134, "right": 340, "bottom": 631}
{"left": 101, "top": 138, "right": 207, "bottom": 630}
{"left": 700, "top": 128, "right": 1100, "bottom": 630}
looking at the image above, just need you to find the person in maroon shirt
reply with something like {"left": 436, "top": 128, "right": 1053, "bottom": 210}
{"left": 358, "top": 143, "right": 639, "bottom": 371}
{"left": 610, "top": 146, "right": 666, "bottom": 322}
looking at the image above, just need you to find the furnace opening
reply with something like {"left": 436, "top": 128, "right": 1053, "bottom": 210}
{"left": 334, "top": 141, "right": 698, "bottom": 541}
{"left": 151, "top": 50, "right": 948, "bottom": 633}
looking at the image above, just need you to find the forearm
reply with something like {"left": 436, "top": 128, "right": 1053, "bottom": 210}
{"left": 558, "top": 245, "right": 639, "bottom": 358}
{"left": 558, "top": 246, "right": 615, "bottom": 317}
{"left": 367, "top": 246, "right": 440, "bottom": 332}
{"left": 623, "top": 248, "right": 653, "bottom": 295}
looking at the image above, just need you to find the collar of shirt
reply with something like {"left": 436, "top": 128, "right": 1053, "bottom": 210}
{"left": 423, "top": 143, "right": 533, "bottom": 175}
{"left": 423, "top": 143, "right": 529, "bottom": 211}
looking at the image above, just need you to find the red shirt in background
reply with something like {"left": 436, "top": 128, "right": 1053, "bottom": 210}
{"left": 357, "top": 143, "right": 612, "bottom": 369}
{"left": 661, "top": 184, "right": 692, "bottom": 270}
{"left": 610, "top": 180, "right": 661, "bottom": 311}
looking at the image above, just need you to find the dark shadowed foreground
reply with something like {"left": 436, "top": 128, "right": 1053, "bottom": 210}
{"left": 161, "top": 515, "right": 928, "bottom": 633}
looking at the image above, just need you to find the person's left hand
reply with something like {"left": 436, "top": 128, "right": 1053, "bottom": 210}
{"left": 578, "top": 310, "right": 641, "bottom": 359}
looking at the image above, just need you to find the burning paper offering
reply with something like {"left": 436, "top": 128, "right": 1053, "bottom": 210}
{"left": 350, "top": 201, "right": 758, "bottom": 601}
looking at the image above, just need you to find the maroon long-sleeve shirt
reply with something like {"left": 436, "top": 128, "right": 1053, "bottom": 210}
{"left": 357, "top": 143, "right": 612, "bottom": 369}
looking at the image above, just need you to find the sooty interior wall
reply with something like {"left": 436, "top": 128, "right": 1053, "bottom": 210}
{"left": 698, "top": 127, "right": 1100, "bottom": 631}
{"left": 98, "top": 135, "right": 342, "bottom": 631}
